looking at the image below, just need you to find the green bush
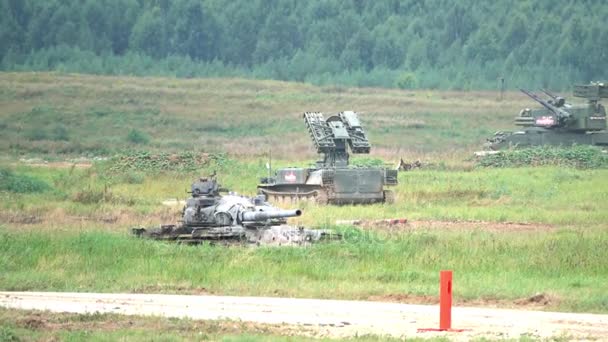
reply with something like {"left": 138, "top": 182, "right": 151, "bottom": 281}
{"left": 0, "top": 326, "right": 20, "bottom": 342}
{"left": 24, "top": 128, "right": 49, "bottom": 141}
{"left": 0, "top": 168, "right": 51, "bottom": 193}
{"left": 126, "top": 129, "right": 150, "bottom": 145}
{"left": 52, "top": 124, "right": 70, "bottom": 141}
{"left": 350, "top": 157, "right": 388, "bottom": 167}
{"left": 476, "top": 146, "right": 608, "bottom": 169}
{"left": 395, "top": 72, "right": 418, "bottom": 89}
{"left": 103, "top": 151, "right": 214, "bottom": 173}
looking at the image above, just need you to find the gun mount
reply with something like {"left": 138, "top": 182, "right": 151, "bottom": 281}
{"left": 485, "top": 82, "right": 608, "bottom": 150}
{"left": 519, "top": 88, "right": 572, "bottom": 126}
{"left": 540, "top": 89, "right": 568, "bottom": 108}
{"left": 132, "top": 176, "right": 333, "bottom": 246}
{"left": 258, "top": 111, "right": 397, "bottom": 205}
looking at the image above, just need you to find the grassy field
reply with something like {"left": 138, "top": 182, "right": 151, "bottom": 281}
{"left": 1, "top": 72, "right": 607, "bottom": 340}
{"left": 0, "top": 72, "right": 536, "bottom": 158}
{"left": 1, "top": 162, "right": 607, "bottom": 315}
{"left": 2, "top": 158, "right": 607, "bottom": 227}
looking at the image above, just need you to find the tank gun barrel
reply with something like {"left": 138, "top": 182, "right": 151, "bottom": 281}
{"left": 519, "top": 88, "right": 571, "bottom": 120}
{"left": 541, "top": 89, "right": 558, "bottom": 100}
{"left": 241, "top": 209, "right": 302, "bottom": 222}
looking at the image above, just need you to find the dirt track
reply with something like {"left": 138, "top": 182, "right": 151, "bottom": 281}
{"left": 1, "top": 292, "right": 607, "bottom": 340}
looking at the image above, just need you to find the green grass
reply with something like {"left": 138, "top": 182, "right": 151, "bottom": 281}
{"left": 1, "top": 72, "right": 607, "bottom": 340}
{"left": 3, "top": 161, "right": 606, "bottom": 227}
{"left": 0, "top": 72, "right": 532, "bottom": 158}
{"left": 1, "top": 160, "right": 607, "bottom": 314}
{"left": 1, "top": 227, "right": 606, "bottom": 313}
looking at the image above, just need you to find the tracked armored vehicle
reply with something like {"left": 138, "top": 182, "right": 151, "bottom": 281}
{"left": 258, "top": 111, "right": 398, "bottom": 205}
{"left": 485, "top": 82, "right": 608, "bottom": 150}
{"left": 132, "top": 176, "right": 332, "bottom": 246}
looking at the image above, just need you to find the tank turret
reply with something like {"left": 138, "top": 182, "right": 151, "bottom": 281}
{"left": 132, "top": 175, "right": 331, "bottom": 246}
{"left": 518, "top": 88, "right": 572, "bottom": 127}
{"left": 540, "top": 89, "right": 568, "bottom": 108}
{"left": 183, "top": 193, "right": 301, "bottom": 228}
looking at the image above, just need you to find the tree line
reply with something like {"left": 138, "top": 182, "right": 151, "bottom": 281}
{"left": 1, "top": 0, "right": 606, "bottom": 90}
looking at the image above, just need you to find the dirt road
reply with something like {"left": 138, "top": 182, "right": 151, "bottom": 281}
{"left": 1, "top": 291, "right": 607, "bottom": 340}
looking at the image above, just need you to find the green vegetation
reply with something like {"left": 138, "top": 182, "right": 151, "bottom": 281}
{"left": 104, "top": 151, "right": 219, "bottom": 173}
{"left": 2, "top": 160, "right": 607, "bottom": 227}
{"left": 0, "top": 167, "right": 49, "bottom": 193}
{"left": 126, "top": 129, "right": 150, "bottom": 145}
{"left": 1, "top": 227, "right": 606, "bottom": 314}
{"left": 1, "top": 70, "right": 607, "bottom": 339}
{"left": 1, "top": 0, "right": 606, "bottom": 89}
{"left": 1, "top": 161, "right": 607, "bottom": 314}
{"left": 0, "top": 72, "right": 530, "bottom": 157}
{"left": 476, "top": 146, "right": 608, "bottom": 169}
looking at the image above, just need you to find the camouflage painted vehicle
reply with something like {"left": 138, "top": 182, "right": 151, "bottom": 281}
{"left": 132, "top": 176, "right": 333, "bottom": 246}
{"left": 485, "top": 82, "right": 608, "bottom": 150}
{"left": 258, "top": 111, "right": 397, "bottom": 205}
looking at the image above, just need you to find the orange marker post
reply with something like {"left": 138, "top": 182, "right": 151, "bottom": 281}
{"left": 418, "top": 270, "right": 466, "bottom": 333}
{"left": 439, "top": 270, "right": 452, "bottom": 330}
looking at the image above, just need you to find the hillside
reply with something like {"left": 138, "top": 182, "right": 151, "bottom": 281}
{"left": 1, "top": 0, "right": 606, "bottom": 89}
{"left": 1, "top": 72, "right": 535, "bottom": 158}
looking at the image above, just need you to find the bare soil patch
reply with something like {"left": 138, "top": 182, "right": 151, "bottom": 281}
{"left": 17, "top": 160, "right": 93, "bottom": 169}
{"left": 5, "top": 307, "right": 318, "bottom": 338}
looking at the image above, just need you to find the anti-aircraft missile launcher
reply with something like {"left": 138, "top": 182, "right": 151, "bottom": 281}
{"left": 257, "top": 111, "right": 398, "bottom": 205}
{"left": 485, "top": 82, "right": 608, "bottom": 150}
{"left": 132, "top": 176, "right": 333, "bottom": 246}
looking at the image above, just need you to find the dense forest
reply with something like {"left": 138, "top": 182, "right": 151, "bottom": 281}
{"left": 1, "top": 0, "right": 606, "bottom": 90}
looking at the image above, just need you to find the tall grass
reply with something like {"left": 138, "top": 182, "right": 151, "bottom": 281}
{"left": 2, "top": 162, "right": 607, "bottom": 227}
{"left": 0, "top": 227, "right": 606, "bottom": 313}
{"left": 0, "top": 72, "right": 530, "bottom": 158}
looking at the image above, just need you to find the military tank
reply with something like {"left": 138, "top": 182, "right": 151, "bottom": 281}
{"left": 132, "top": 175, "right": 333, "bottom": 246}
{"left": 485, "top": 82, "right": 608, "bottom": 150}
{"left": 258, "top": 111, "right": 398, "bottom": 205}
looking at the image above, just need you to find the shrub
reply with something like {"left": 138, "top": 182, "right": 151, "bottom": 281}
{"left": 350, "top": 157, "right": 388, "bottom": 167}
{"left": 104, "top": 151, "right": 213, "bottom": 173}
{"left": 475, "top": 146, "right": 608, "bottom": 169}
{"left": 24, "top": 128, "right": 49, "bottom": 141}
{"left": 52, "top": 124, "right": 70, "bottom": 141}
{"left": 0, "top": 168, "right": 51, "bottom": 193}
{"left": 395, "top": 72, "right": 418, "bottom": 89}
{"left": 126, "top": 129, "right": 150, "bottom": 145}
{"left": 0, "top": 326, "right": 20, "bottom": 342}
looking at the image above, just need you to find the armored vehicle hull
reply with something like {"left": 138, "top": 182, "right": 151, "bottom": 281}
{"left": 258, "top": 111, "right": 397, "bottom": 205}
{"left": 258, "top": 167, "right": 397, "bottom": 205}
